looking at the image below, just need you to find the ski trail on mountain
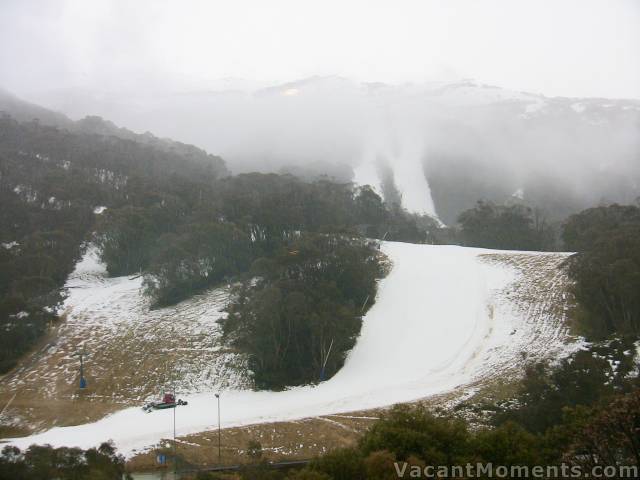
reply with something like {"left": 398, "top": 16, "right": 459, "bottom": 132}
{"left": 4, "top": 242, "right": 579, "bottom": 456}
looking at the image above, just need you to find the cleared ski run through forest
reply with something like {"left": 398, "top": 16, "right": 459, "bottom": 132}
{"left": 5, "top": 241, "right": 580, "bottom": 456}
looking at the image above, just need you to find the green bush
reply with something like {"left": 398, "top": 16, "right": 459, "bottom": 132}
{"left": 359, "top": 404, "right": 472, "bottom": 465}
{"left": 310, "top": 447, "right": 366, "bottom": 480}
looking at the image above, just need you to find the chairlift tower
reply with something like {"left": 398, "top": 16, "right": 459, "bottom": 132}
{"left": 73, "top": 348, "right": 89, "bottom": 389}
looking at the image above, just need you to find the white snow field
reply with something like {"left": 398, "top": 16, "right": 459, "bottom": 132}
{"left": 4, "top": 242, "right": 579, "bottom": 456}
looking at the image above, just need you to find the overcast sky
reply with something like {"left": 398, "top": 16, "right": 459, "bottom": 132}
{"left": 1, "top": 0, "right": 639, "bottom": 99}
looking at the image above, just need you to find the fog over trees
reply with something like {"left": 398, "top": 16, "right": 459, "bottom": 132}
{"left": 5, "top": 78, "right": 640, "bottom": 226}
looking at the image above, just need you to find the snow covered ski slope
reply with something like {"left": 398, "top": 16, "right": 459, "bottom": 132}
{"left": 4, "top": 242, "right": 580, "bottom": 456}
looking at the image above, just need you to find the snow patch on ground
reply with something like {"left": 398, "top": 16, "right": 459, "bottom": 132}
{"left": 512, "top": 188, "right": 524, "bottom": 200}
{"left": 1, "top": 246, "right": 249, "bottom": 405}
{"left": 518, "top": 100, "right": 547, "bottom": 119}
{"left": 571, "top": 102, "right": 586, "bottom": 113}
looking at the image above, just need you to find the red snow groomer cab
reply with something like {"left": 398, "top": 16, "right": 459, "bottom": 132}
{"left": 142, "top": 391, "right": 188, "bottom": 412}
{"left": 163, "top": 392, "right": 175, "bottom": 404}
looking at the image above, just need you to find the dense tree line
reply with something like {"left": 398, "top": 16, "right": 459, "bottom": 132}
{"left": 222, "top": 234, "right": 385, "bottom": 389}
{"left": 562, "top": 204, "right": 640, "bottom": 338}
{"left": 0, "top": 442, "right": 130, "bottom": 480}
{"left": 457, "top": 200, "right": 556, "bottom": 251}
{"left": 144, "top": 222, "right": 254, "bottom": 307}
{"left": 562, "top": 204, "right": 640, "bottom": 252}
{"left": 98, "top": 174, "right": 427, "bottom": 307}
{"left": 214, "top": 175, "right": 428, "bottom": 245}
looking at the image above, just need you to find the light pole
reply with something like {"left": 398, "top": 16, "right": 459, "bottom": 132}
{"left": 166, "top": 340, "right": 178, "bottom": 478}
{"left": 215, "top": 392, "right": 221, "bottom": 464}
{"left": 173, "top": 371, "right": 177, "bottom": 477}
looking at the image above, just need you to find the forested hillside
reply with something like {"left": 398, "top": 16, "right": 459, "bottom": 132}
{"left": 0, "top": 88, "right": 228, "bottom": 171}
{"left": 457, "top": 200, "right": 557, "bottom": 251}
{"left": 0, "top": 115, "right": 426, "bottom": 385}
{"left": 0, "top": 115, "right": 228, "bottom": 372}
{"left": 223, "top": 234, "right": 386, "bottom": 389}
{"left": 93, "top": 171, "right": 423, "bottom": 387}
{"left": 563, "top": 204, "right": 640, "bottom": 338}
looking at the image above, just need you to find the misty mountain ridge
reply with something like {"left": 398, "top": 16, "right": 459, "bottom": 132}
{"left": 27, "top": 75, "right": 640, "bottom": 120}
{"left": 0, "top": 87, "right": 73, "bottom": 128}
{"left": 0, "top": 88, "right": 230, "bottom": 180}
{"left": 3, "top": 78, "right": 640, "bottom": 224}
